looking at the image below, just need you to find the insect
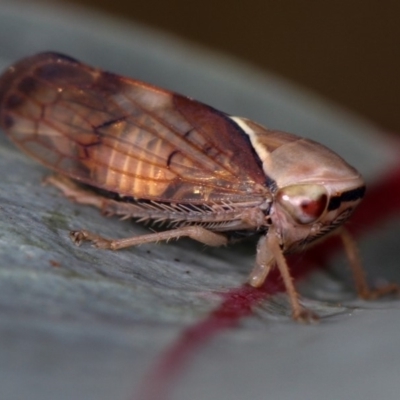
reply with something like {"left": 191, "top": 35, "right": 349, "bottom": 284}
{"left": 0, "top": 52, "right": 396, "bottom": 322}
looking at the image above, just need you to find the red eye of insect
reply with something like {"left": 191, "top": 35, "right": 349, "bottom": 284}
{"left": 277, "top": 184, "right": 328, "bottom": 224}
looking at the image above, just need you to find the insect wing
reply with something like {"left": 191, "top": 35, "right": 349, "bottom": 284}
{"left": 0, "top": 52, "right": 266, "bottom": 204}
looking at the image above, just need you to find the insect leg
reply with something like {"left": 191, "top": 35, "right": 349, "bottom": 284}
{"left": 44, "top": 174, "right": 130, "bottom": 218}
{"left": 43, "top": 175, "right": 105, "bottom": 209}
{"left": 337, "top": 228, "right": 399, "bottom": 299}
{"left": 70, "top": 226, "right": 228, "bottom": 250}
{"left": 45, "top": 174, "right": 229, "bottom": 250}
{"left": 253, "top": 229, "right": 319, "bottom": 322}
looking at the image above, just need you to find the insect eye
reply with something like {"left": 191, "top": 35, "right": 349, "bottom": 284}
{"left": 277, "top": 184, "right": 328, "bottom": 224}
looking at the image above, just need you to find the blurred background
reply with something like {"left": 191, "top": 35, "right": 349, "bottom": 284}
{"left": 1, "top": 4, "right": 400, "bottom": 400}
{"left": 54, "top": 0, "right": 400, "bottom": 133}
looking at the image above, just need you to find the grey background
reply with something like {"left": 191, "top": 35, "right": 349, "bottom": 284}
{"left": 0, "top": 2, "right": 400, "bottom": 400}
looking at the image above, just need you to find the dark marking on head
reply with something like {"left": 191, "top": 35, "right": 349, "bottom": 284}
{"left": 327, "top": 196, "right": 341, "bottom": 211}
{"left": 327, "top": 185, "right": 366, "bottom": 211}
{"left": 341, "top": 185, "right": 366, "bottom": 202}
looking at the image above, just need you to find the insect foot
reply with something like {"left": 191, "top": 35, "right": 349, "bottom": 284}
{"left": 292, "top": 308, "right": 320, "bottom": 324}
{"left": 357, "top": 284, "right": 399, "bottom": 300}
{"left": 70, "top": 230, "right": 90, "bottom": 246}
{"left": 70, "top": 230, "right": 115, "bottom": 250}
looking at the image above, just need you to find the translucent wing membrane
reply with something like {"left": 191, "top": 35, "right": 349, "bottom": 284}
{"left": 0, "top": 52, "right": 266, "bottom": 203}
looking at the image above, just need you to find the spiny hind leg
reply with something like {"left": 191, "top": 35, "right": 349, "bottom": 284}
{"left": 70, "top": 226, "right": 228, "bottom": 250}
{"left": 337, "top": 228, "right": 399, "bottom": 299}
{"left": 44, "top": 174, "right": 229, "bottom": 250}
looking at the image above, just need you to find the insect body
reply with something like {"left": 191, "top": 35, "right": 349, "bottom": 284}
{"left": 0, "top": 52, "right": 388, "bottom": 322}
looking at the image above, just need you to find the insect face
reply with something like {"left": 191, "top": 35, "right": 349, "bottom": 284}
{"left": 272, "top": 180, "right": 365, "bottom": 251}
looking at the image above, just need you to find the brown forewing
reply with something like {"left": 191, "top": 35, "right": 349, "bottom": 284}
{"left": 0, "top": 52, "right": 266, "bottom": 204}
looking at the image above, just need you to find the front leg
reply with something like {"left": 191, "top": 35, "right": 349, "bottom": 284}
{"left": 249, "top": 229, "right": 319, "bottom": 323}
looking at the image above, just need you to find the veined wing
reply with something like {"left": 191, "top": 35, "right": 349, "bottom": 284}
{"left": 0, "top": 52, "right": 266, "bottom": 203}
